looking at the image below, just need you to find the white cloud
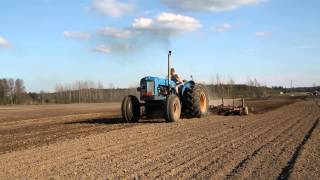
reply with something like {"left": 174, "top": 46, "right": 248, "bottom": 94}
{"left": 161, "top": 0, "right": 265, "bottom": 12}
{"left": 93, "top": 44, "right": 131, "bottom": 54}
{"left": 132, "top": 12, "right": 202, "bottom": 35}
{"left": 91, "top": 0, "right": 134, "bottom": 17}
{"left": 92, "top": 13, "right": 201, "bottom": 53}
{"left": 133, "top": 18, "right": 153, "bottom": 29}
{"left": 212, "top": 23, "right": 232, "bottom": 32}
{"left": 63, "top": 31, "right": 91, "bottom": 40}
{"left": 0, "top": 36, "right": 12, "bottom": 48}
{"left": 93, "top": 45, "right": 111, "bottom": 53}
{"left": 74, "top": 12, "right": 201, "bottom": 54}
{"left": 255, "top": 31, "right": 272, "bottom": 37}
{"left": 99, "top": 27, "right": 132, "bottom": 38}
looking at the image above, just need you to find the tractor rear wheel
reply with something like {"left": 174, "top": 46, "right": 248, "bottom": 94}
{"left": 165, "top": 94, "right": 181, "bottom": 123}
{"left": 183, "top": 84, "right": 209, "bottom": 118}
{"left": 121, "top": 95, "right": 140, "bottom": 123}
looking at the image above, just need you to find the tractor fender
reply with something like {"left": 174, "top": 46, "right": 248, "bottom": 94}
{"left": 181, "top": 81, "right": 195, "bottom": 96}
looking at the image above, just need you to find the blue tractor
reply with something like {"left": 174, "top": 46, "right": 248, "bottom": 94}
{"left": 121, "top": 51, "right": 209, "bottom": 123}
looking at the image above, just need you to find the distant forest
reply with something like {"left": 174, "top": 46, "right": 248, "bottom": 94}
{"left": 0, "top": 78, "right": 319, "bottom": 105}
{"left": 0, "top": 78, "right": 137, "bottom": 105}
{"left": 0, "top": 78, "right": 28, "bottom": 105}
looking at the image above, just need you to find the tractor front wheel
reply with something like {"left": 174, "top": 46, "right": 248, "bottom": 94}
{"left": 165, "top": 94, "right": 181, "bottom": 123}
{"left": 121, "top": 95, "right": 140, "bottom": 123}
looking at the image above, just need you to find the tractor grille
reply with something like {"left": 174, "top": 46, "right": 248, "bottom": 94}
{"left": 141, "top": 81, "right": 154, "bottom": 97}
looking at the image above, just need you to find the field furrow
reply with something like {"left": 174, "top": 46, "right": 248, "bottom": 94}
{"left": 0, "top": 100, "right": 319, "bottom": 179}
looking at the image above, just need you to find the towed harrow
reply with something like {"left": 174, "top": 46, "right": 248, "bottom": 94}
{"left": 209, "top": 97, "right": 249, "bottom": 116}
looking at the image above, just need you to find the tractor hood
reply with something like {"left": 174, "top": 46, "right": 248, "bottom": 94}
{"left": 140, "top": 76, "right": 175, "bottom": 87}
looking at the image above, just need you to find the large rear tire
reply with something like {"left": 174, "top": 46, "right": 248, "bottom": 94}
{"left": 183, "top": 84, "right": 209, "bottom": 118}
{"left": 165, "top": 94, "right": 181, "bottom": 123}
{"left": 121, "top": 95, "right": 140, "bottom": 123}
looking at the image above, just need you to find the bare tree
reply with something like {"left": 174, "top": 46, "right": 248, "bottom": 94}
{"left": 228, "top": 76, "right": 235, "bottom": 98}
{"left": 14, "top": 79, "right": 26, "bottom": 104}
{"left": 7, "top": 79, "right": 15, "bottom": 104}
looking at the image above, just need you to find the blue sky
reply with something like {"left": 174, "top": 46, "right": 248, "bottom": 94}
{"left": 0, "top": 0, "right": 320, "bottom": 92}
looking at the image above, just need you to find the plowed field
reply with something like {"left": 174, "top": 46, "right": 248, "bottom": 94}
{"left": 0, "top": 99, "right": 319, "bottom": 179}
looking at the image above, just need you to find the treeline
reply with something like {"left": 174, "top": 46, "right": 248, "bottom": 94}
{"left": 0, "top": 78, "right": 31, "bottom": 105}
{"left": 1, "top": 77, "right": 314, "bottom": 105}
{"left": 30, "top": 81, "right": 138, "bottom": 104}
{"left": 207, "top": 84, "right": 272, "bottom": 99}
{"left": 207, "top": 75, "right": 274, "bottom": 99}
{"left": 272, "top": 86, "right": 320, "bottom": 93}
{"left": 0, "top": 79, "right": 138, "bottom": 105}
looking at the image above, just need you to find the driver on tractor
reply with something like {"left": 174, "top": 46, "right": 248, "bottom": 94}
{"left": 170, "top": 68, "right": 184, "bottom": 94}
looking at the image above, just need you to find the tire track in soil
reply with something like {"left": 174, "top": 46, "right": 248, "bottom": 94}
{"left": 2, "top": 118, "right": 229, "bottom": 179}
{"left": 239, "top": 104, "right": 319, "bottom": 179}
{"left": 44, "top": 117, "right": 237, "bottom": 178}
{"left": 56, "top": 109, "right": 292, "bottom": 179}
{"left": 68, "top": 100, "right": 304, "bottom": 176}
{"left": 242, "top": 110, "right": 318, "bottom": 179}
{"left": 165, "top": 105, "right": 310, "bottom": 179}
{"left": 223, "top": 106, "right": 316, "bottom": 179}
{"left": 0, "top": 115, "right": 137, "bottom": 154}
{"left": 118, "top": 120, "right": 256, "bottom": 178}
{"left": 0, "top": 113, "right": 112, "bottom": 129}
{"left": 1, "top": 113, "right": 255, "bottom": 178}
{"left": 0, "top": 101, "right": 318, "bottom": 179}
{"left": 0, "top": 123, "right": 133, "bottom": 154}
{"left": 206, "top": 103, "right": 319, "bottom": 180}
{"left": 291, "top": 115, "right": 320, "bottom": 180}
{"left": 277, "top": 118, "right": 320, "bottom": 180}
{"left": 137, "top": 103, "right": 308, "bottom": 179}
{"left": 199, "top": 104, "right": 318, "bottom": 179}
{"left": 0, "top": 117, "right": 230, "bottom": 177}
{"left": 115, "top": 104, "right": 302, "bottom": 178}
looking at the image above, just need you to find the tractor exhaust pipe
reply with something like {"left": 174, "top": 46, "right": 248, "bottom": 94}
{"left": 168, "top": 50, "right": 172, "bottom": 87}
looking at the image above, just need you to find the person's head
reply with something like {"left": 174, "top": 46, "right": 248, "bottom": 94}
{"left": 170, "top": 68, "right": 176, "bottom": 76}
